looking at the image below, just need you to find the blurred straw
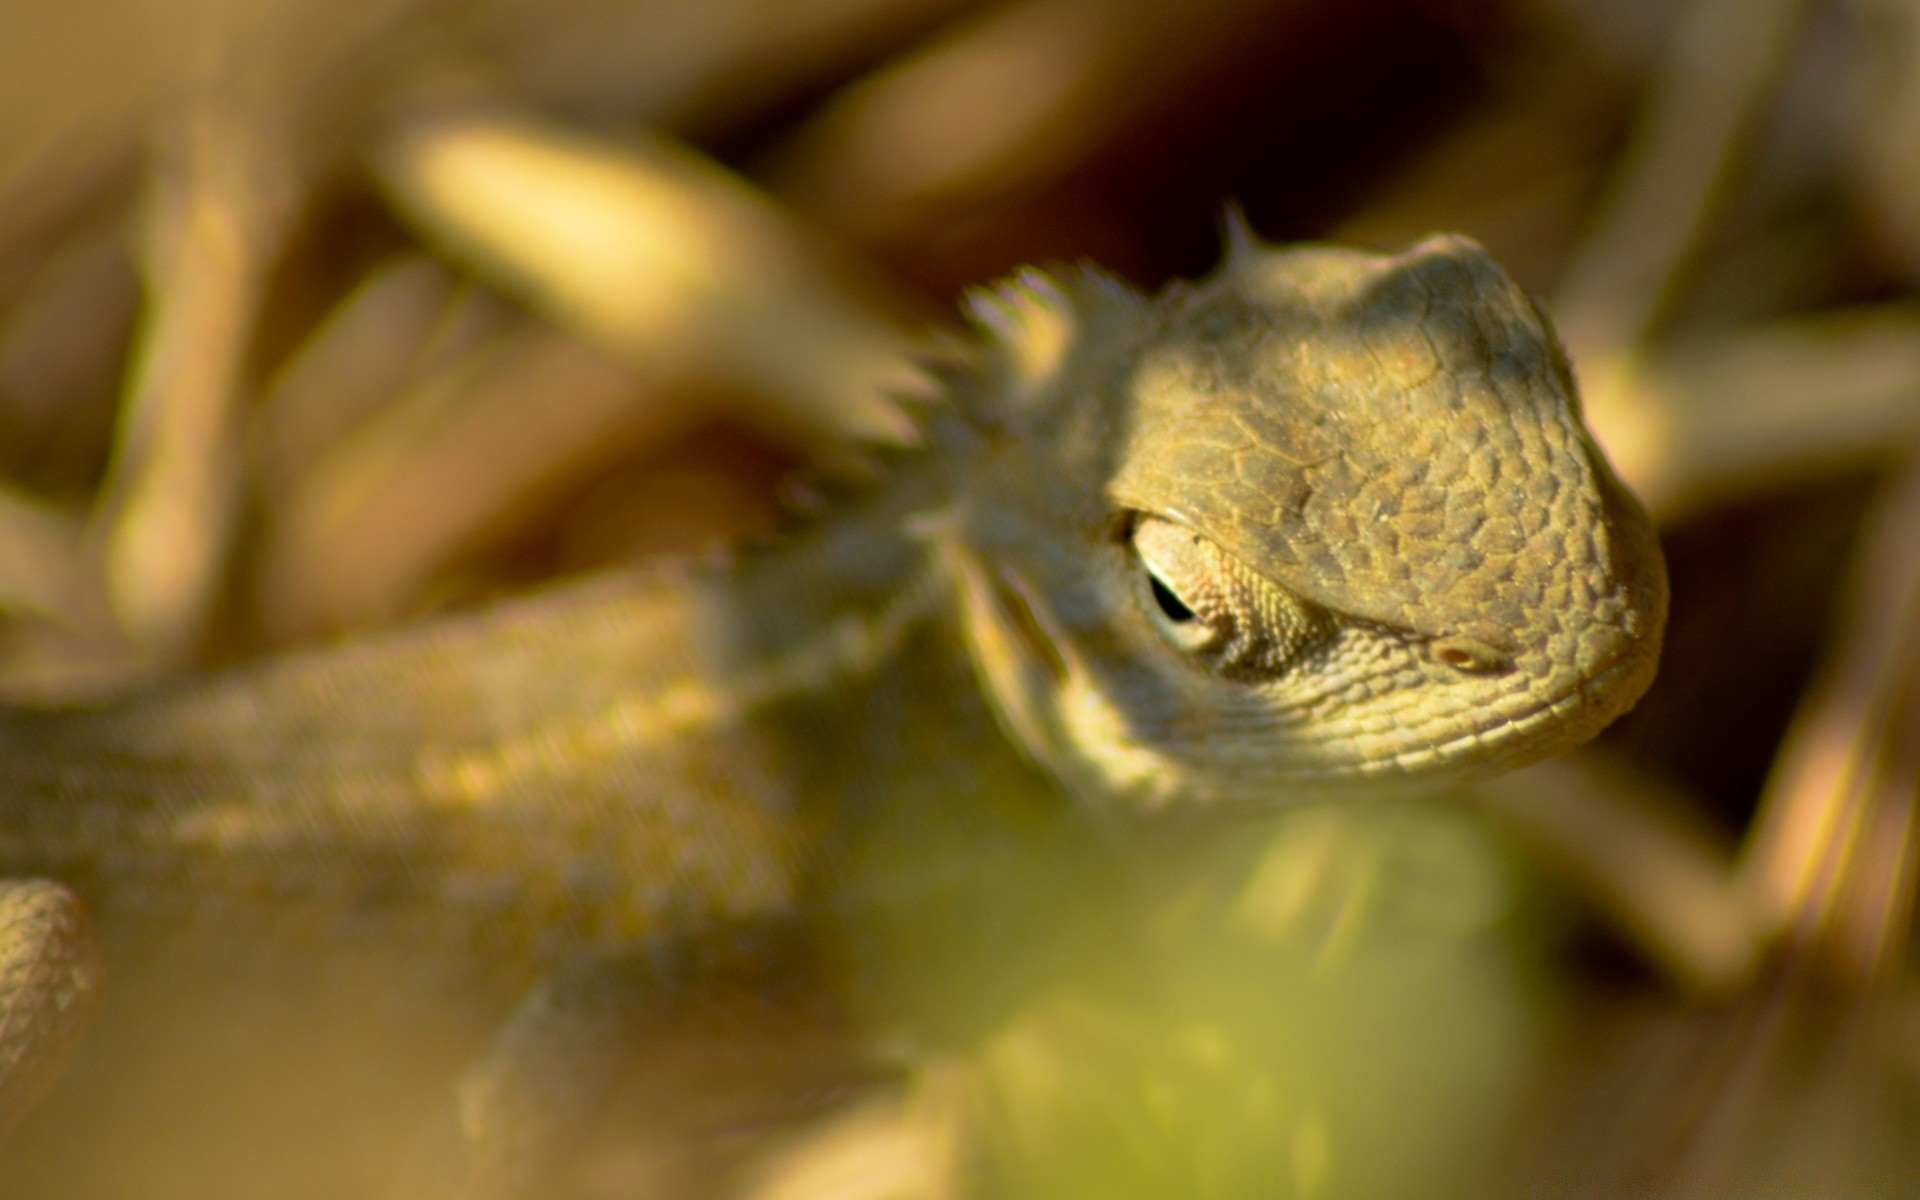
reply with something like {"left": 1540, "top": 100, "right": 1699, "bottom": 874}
{"left": 1551, "top": 0, "right": 1810, "bottom": 488}
{"left": 1622, "top": 305, "right": 1920, "bottom": 522}
{"left": 473, "top": 0, "right": 989, "bottom": 132}
{"left": 1522, "top": 0, "right": 1920, "bottom": 525}
{"left": 251, "top": 322, "right": 664, "bottom": 641}
{"left": 765, "top": 0, "right": 1285, "bottom": 249}
{"left": 92, "top": 98, "right": 293, "bottom": 664}
{"left": 1841, "top": 0, "right": 1920, "bottom": 283}
{"left": 1740, "top": 458, "right": 1920, "bottom": 984}
{"left": 251, "top": 255, "right": 505, "bottom": 494}
{"left": 377, "top": 111, "right": 922, "bottom": 448}
{"left": 1477, "top": 754, "right": 1765, "bottom": 997}
{"left": 1553, "top": 0, "right": 1809, "bottom": 359}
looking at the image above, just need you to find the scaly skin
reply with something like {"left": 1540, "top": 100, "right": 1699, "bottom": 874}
{"left": 0, "top": 234, "right": 1664, "bottom": 1197}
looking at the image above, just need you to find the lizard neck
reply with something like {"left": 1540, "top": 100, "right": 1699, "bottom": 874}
{"left": 0, "top": 460, "right": 1038, "bottom": 969}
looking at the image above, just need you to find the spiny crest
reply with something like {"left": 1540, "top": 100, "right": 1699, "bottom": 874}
{"left": 892, "top": 327, "right": 975, "bottom": 413}
{"left": 1218, "top": 202, "right": 1262, "bottom": 273}
{"left": 962, "top": 266, "right": 1078, "bottom": 405}
{"left": 949, "top": 263, "right": 1143, "bottom": 428}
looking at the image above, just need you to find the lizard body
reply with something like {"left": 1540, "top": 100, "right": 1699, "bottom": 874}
{"left": 0, "top": 234, "right": 1665, "bottom": 1197}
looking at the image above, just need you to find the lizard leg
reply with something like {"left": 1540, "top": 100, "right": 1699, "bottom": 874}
{"left": 388, "top": 918, "right": 818, "bottom": 1200}
{"left": 0, "top": 880, "right": 104, "bottom": 1143}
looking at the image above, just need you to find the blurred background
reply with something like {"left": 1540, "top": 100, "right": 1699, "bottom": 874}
{"left": 3, "top": 0, "right": 1920, "bottom": 1195}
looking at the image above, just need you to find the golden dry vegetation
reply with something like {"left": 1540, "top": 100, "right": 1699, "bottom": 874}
{"left": 4, "top": 0, "right": 1920, "bottom": 1195}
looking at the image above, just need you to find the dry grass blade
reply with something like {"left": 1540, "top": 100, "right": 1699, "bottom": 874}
{"left": 1842, "top": 0, "right": 1920, "bottom": 282}
{"left": 1613, "top": 304, "right": 1920, "bottom": 521}
{"left": 92, "top": 99, "right": 294, "bottom": 665}
{"left": 1741, "top": 457, "right": 1920, "bottom": 984}
{"left": 378, "top": 111, "right": 922, "bottom": 448}
{"left": 1553, "top": 0, "right": 1810, "bottom": 361}
{"left": 251, "top": 255, "right": 495, "bottom": 494}
{"left": 251, "top": 323, "right": 668, "bottom": 642}
{"left": 1476, "top": 753, "right": 1763, "bottom": 997}
{"left": 450, "top": 0, "right": 991, "bottom": 132}
{"left": 1553, "top": 0, "right": 1811, "bottom": 489}
{"left": 765, "top": 0, "right": 1286, "bottom": 250}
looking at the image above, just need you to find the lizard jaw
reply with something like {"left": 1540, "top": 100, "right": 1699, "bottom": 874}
{"left": 1364, "top": 639, "right": 1661, "bottom": 787}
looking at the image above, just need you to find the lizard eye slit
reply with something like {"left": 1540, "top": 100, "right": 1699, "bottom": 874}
{"left": 1148, "top": 573, "right": 1197, "bottom": 623}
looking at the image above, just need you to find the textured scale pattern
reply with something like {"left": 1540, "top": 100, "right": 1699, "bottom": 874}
{"left": 936, "top": 235, "right": 1664, "bottom": 806}
{"left": 0, "top": 882, "right": 100, "bottom": 1140}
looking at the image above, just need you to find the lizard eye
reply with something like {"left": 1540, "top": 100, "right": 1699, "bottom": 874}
{"left": 1126, "top": 513, "right": 1332, "bottom": 680}
{"left": 1147, "top": 573, "right": 1197, "bottom": 625}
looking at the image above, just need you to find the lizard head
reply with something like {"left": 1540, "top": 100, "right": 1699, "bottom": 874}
{"left": 929, "top": 232, "right": 1667, "bottom": 810}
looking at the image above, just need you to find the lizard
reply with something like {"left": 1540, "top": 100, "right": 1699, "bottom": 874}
{"left": 0, "top": 230, "right": 1666, "bottom": 1198}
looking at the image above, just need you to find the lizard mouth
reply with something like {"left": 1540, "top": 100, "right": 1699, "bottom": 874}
{"left": 1371, "top": 639, "right": 1657, "bottom": 782}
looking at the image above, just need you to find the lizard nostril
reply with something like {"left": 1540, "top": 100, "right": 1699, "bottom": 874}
{"left": 1431, "top": 636, "right": 1514, "bottom": 676}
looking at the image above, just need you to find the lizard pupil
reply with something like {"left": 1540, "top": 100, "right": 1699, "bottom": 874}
{"left": 1149, "top": 573, "right": 1197, "bottom": 623}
